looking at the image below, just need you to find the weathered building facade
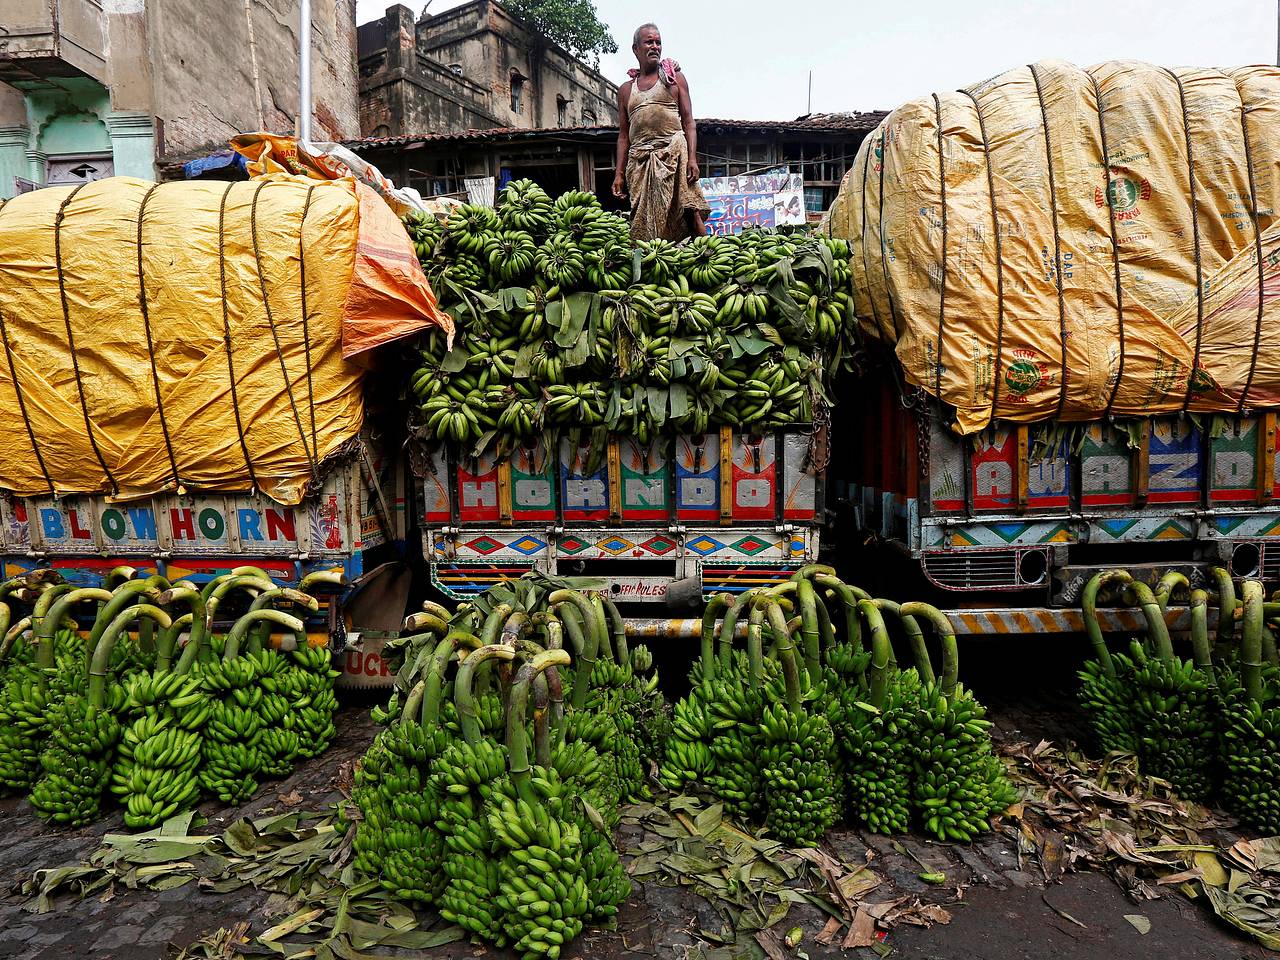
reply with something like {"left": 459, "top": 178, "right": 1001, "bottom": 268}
{"left": 0, "top": 0, "right": 359, "bottom": 197}
{"left": 348, "top": 112, "right": 884, "bottom": 217}
{"left": 358, "top": 1, "right": 618, "bottom": 139}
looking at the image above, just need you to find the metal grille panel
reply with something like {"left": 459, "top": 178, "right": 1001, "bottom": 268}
{"left": 922, "top": 550, "right": 1021, "bottom": 591}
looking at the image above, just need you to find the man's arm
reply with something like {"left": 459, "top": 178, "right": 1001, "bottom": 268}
{"left": 676, "top": 73, "right": 700, "bottom": 184}
{"left": 612, "top": 83, "right": 631, "bottom": 199}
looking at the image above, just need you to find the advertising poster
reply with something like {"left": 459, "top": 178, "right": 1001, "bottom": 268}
{"left": 701, "top": 167, "right": 805, "bottom": 235}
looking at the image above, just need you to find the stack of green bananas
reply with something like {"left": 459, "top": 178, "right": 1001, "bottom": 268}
{"left": 1076, "top": 570, "right": 1139, "bottom": 754}
{"left": 1218, "top": 580, "right": 1280, "bottom": 831}
{"left": 249, "top": 650, "right": 300, "bottom": 778}
{"left": 287, "top": 644, "right": 340, "bottom": 758}
{"left": 0, "top": 661, "right": 66, "bottom": 791}
{"left": 704, "top": 651, "right": 768, "bottom": 821}
{"left": 434, "top": 734, "right": 510, "bottom": 942}
{"left": 912, "top": 682, "right": 1016, "bottom": 842}
{"left": 624, "top": 644, "right": 672, "bottom": 768}
{"left": 403, "top": 186, "right": 858, "bottom": 459}
{"left": 660, "top": 688, "right": 716, "bottom": 790}
{"left": 758, "top": 698, "right": 839, "bottom": 846}
{"left": 839, "top": 670, "right": 918, "bottom": 835}
{"left": 490, "top": 779, "right": 590, "bottom": 960}
{"left": 111, "top": 671, "right": 209, "bottom": 829}
{"left": 29, "top": 688, "right": 123, "bottom": 825}
{"left": 197, "top": 653, "right": 264, "bottom": 803}
{"left": 1126, "top": 644, "right": 1217, "bottom": 800}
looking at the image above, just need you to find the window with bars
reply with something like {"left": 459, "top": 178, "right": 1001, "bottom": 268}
{"left": 408, "top": 154, "right": 467, "bottom": 199}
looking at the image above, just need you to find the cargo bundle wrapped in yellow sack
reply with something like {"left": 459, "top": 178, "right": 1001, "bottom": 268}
{"left": 827, "top": 59, "right": 1280, "bottom": 434}
{"left": 0, "top": 174, "right": 450, "bottom": 504}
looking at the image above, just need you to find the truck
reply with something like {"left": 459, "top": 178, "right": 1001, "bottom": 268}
{"left": 837, "top": 368, "right": 1280, "bottom": 638}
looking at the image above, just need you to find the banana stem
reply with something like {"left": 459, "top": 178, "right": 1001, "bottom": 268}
{"left": 501, "top": 611, "right": 533, "bottom": 646}
{"left": 1081, "top": 569, "right": 1133, "bottom": 680}
{"left": 402, "top": 679, "right": 427, "bottom": 724}
{"left": 763, "top": 598, "right": 801, "bottom": 710}
{"left": 31, "top": 583, "right": 72, "bottom": 668}
{"left": 456, "top": 644, "right": 515, "bottom": 744}
{"left": 89, "top": 604, "right": 172, "bottom": 708}
{"left": 1188, "top": 589, "right": 1215, "bottom": 685}
{"left": 599, "top": 595, "right": 629, "bottom": 665}
{"left": 104, "top": 566, "right": 138, "bottom": 590}
{"left": 1264, "top": 625, "right": 1279, "bottom": 669}
{"left": 590, "top": 594, "right": 613, "bottom": 663}
{"left": 900, "top": 602, "right": 959, "bottom": 698}
{"left": 1125, "top": 581, "right": 1174, "bottom": 662}
{"left": 1210, "top": 566, "right": 1237, "bottom": 645}
{"left": 1243, "top": 579, "right": 1264, "bottom": 704}
{"left": 0, "top": 602, "right": 11, "bottom": 662}
{"left": 158, "top": 614, "right": 193, "bottom": 673}
{"left": 479, "top": 602, "right": 514, "bottom": 646}
{"left": 1154, "top": 571, "right": 1190, "bottom": 612}
{"left": 204, "top": 574, "right": 271, "bottom": 629}
{"left": 815, "top": 574, "right": 868, "bottom": 653}
{"left": 700, "top": 594, "right": 730, "bottom": 680}
{"left": 38, "top": 587, "right": 111, "bottom": 673}
{"left": 420, "top": 601, "right": 452, "bottom": 621}
{"left": 155, "top": 587, "right": 209, "bottom": 673}
{"left": 814, "top": 593, "right": 836, "bottom": 659}
{"left": 248, "top": 588, "right": 320, "bottom": 650}
{"left": 717, "top": 589, "right": 762, "bottom": 664}
{"left": 861, "top": 599, "right": 892, "bottom": 710}
{"left": 554, "top": 599, "right": 598, "bottom": 710}
{"left": 224, "top": 610, "right": 304, "bottom": 660}
{"left": 796, "top": 577, "right": 821, "bottom": 684}
{"left": 424, "top": 630, "right": 479, "bottom": 728}
{"left": 533, "top": 668, "right": 552, "bottom": 768}
{"left": 747, "top": 599, "right": 765, "bottom": 692}
{"left": 4, "top": 616, "right": 31, "bottom": 652}
{"left": 791, "top": 563, "right": 836, "bottom": 581}
{"left": 875, "top": 598, "right": 934, "bottom": 686}
{"left": 506, "top": 650, "right": 572, "bottom": 803}
{"left": 402, "top": 611, "right": 450, "bottom": 635}
{"left": 297, "top": 570, "right": 347, "bottom": 594}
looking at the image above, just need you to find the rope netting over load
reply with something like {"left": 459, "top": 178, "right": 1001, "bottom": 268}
{"left": 0, "top": 175, "right": 449, "bottom": 504}
{"left": 825, "top": 60, "right": 1280, "bottom": 434}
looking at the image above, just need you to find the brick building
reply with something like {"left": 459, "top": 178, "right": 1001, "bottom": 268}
{"left": 357, "top": 1, "right": 618, "bottom": 139}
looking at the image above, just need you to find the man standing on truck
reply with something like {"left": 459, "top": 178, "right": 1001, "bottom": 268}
{"left": 612, "top": 23, "right": 711, "bottom": 242}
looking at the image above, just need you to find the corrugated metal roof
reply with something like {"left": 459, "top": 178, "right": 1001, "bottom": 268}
{"left": 346, "top": 112, "right": 887, "bottom": 151}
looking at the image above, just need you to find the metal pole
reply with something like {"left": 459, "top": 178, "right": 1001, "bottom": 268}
{"left": 807, "top": 70, "right": 812, "bottom": 115}
{"left": 1276, "top": 0, "right": 1279, "bottom": 66}
{"left": 299, "top": 0, "right": 313, "bottom": 141}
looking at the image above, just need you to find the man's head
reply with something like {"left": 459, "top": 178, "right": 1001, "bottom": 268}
{"left": 632, "top": 23, "right": 661, "bottom": 66}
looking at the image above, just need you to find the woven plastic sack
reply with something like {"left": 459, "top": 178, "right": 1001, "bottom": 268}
{"left": 0, "top": 174, "right": 448, "bottom": 504}
{"left": 831, "top": 60, "right": 1280, "bottom": 433}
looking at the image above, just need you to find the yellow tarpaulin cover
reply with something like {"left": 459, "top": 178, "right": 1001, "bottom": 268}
{"left": 829, "top": 60, "right": 1280, "bottom": 433}
{"left": 0, "top": 174, "right": 449, "bottom": 504}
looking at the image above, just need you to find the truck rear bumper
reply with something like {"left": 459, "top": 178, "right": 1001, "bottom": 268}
{"left": 941, "top": 605, "right": 1216, "bottom": 637}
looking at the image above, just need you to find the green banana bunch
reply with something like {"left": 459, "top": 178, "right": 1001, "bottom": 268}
{"left": 498, "top": 179, "right": 554, "bottom": 235}
{"left": 403, "top": 210, "right": 444, "bottom": 264}
{"left": 196, "top": 653, "right": 264, "bottom": 803}
{"left": 249, "top": 649, "right": 300, "bottom": 778}
{"left": 1125, "top": 643, "right": 1217, "bottom": 800}
{"left": 714, "top": 277, "right": 770, "bottom": 327}
{"left": 654, "top": 275, "right": 718, "bottom": 335}
{"left": 535, "top": 234, "right": 587, "bottom": 289}
{"left": 661, "top": 689, "right": 716, "bottom": 790}
{"left": 434, "top": 736, "right": 510, "bottom": 943}
{"left": 836, "top": 662, "right": 917, "bottom": 835}
{"left": 911, "top": 682, "right": 1017, "bottom": 842}
{"left": 585, "top": 243, "right": 633, "bottom": 290}
{"left": 485, "top": 230, "right": 538, "bottom": 284}
{"left": 636, "top": 237, "right": 680, "bottom": 284}
{"left": 552, "top": 189, "right": 601, "bottom": 218}
{"left": 112, "top": 691, "right": 206, "bottom": 828}
{"left": 288, "top": 645, "right": 340, "bottom": 759}
{"left": 680, "top": 235, "right": 735, "bottom": 289}
{"left": 447, "top": 203, "right": 501, "bottom": 256}
{"left": 758, "top": 699, "right": 839, "bottom": 846}
{"left": 443, "top": 252, "right": 486, "bottom": 288}
{"left": 544, "top": 382, "right": 606, "bottom": 426}
{"left": 30, "top": 688, "right": 123, "bottom": 825}
{"left": 1220, "top": 666, "right": 1280, "bottom": 832}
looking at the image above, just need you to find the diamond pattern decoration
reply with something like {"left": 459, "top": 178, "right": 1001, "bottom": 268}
{"left": 730, "top": 535, "right": 773, "bottom": 556}
{"left": 559, "top": 536, "right": 590, "bottom": 554}
{"left": 463, "top": 536, "right": 504, "bottom": 556}
{"left": 598, "top": 536, "right": 635, "bottom": 556}
{"left": 687, "top": 536, "right": 726, "bottom": 556}
{"left": 509, "top": 536, "right": 548, "bottom": 556}
{"left": 640, "top": 536, "right": 676, "bottom": 555}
